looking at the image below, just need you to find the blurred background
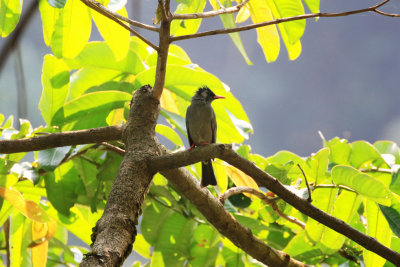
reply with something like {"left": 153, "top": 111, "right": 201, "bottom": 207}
{"left": 1, "top": 0, "right": 400, "bottom": 157}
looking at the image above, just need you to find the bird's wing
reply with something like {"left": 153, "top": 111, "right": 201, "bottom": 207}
{"left": 186, "top": 105, "right": 194, "bottom": 146}
{"left": 211, "top": 109, "right": 217, "bottom": 144}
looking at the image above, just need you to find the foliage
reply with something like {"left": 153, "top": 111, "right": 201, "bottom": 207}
{"left": 1, "top": 0, "right": 399, "bottom": 266}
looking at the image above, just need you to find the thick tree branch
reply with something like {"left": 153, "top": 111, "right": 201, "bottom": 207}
{"left": 81, "top": 0, "right": 159, "bottom": 51}
{"left": 161, "top": 167, "right": 309, "bottom": 266}
{"left": 172, "top": 0, "right": 248, "bottom": 20}
{"left": 170, "top": 0, "right": 397, "bottom": 42}
{"left": 0, "top": 125, "right": 124, "bottom": 154}
{"left": 148, "top": 144, "right": 400, "bottom": 266}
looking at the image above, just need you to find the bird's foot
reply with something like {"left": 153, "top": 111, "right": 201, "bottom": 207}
{"left": 188, "top": 143, "right": 196, "bottom": 151}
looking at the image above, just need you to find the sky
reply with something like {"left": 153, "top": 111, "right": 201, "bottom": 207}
{"left": 1, "top": 0, "right": 400, "bottom": 158}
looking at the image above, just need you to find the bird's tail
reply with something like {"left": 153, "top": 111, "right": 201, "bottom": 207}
{"left": 201, "top": 160, "right": 217, "bottom": 187}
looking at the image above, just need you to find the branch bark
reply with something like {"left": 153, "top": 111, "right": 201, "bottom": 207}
{"left": 170, "top": 0, "right": 397, "bottom": 42}
{"left": 0, "top": 125, "right": 124, "bottom": 154}
{"left": 161, "top": 167, "right": 309, "bottom": 266}
{"left": 81, "top": 86, "right": 164, "bottom": 266}
{"left": 148, "top": 144, "right": 400, "bottom": 266}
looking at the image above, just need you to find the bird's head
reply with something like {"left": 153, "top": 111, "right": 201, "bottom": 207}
{"left": 193, "top": 86, "right": 225, "bottom": 102}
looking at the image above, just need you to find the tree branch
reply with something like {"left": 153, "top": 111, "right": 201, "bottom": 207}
{"left": 81, "top": 0, "right": 159, "bottom": 51}
{"left": 170, "top": 0, "right": 397, "bottom": 42}
{"left": 0, "top": 125, "right": 124, "bottom": 154}
{"left": 0, "top": 0, "right": 38, "bottom": 75}
{"left": 219, "top": 186, "right": 306, "bottom": 229}
{"left": 172, "top": 0, "right": 248, "bottom": 20}
{"left": 161, "top": 167, "right": 309, "bottom": 266}
{"left": 148, "top": 144, "right": 400, "bottom": 266}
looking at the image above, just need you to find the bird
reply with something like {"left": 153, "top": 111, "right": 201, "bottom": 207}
{"left": 185, "top": 86, "right": 225, "bottom": 186}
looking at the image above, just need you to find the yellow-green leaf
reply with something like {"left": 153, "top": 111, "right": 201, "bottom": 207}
{"left": 364, "top": 199, "right": 392, "bottom": 267}
{"left": 51, "top": 0, "right": 92, "bottom": 58}
{"left": 39, "top": 0, "right": 60, "bottom": 45}
{"left": 39, "top": 54, "right": 70, "bottom": 125}
{"left": 0, "top": 0, "right": 22, "bottom": 37}
{"left": 248, "top": 0, "right": 280, "bottom": 62}
{"left": 91, "top": 6, "right": 130, "bottom": 61}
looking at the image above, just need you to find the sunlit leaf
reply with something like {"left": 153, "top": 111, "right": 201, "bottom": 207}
{"left": 51, "top": 0, "right": 92, "bottom": 58}
{"left": 0, "top": 0, "right": 22, "bottom": 37}
{"left": 91, "top": 6, "right": 130, "bottom": 61}
{"left": 156, "top": 124, "right": 184, "bottom": 148}
{"left": 189, "top": 224, "right": 220, "bottom": 267}
{"left": 209, "top": 0, "right": 252, "bottom": 65}
{"left": 364, "top": 199, "right": 392, "bottom": 267}
{"left": 349, "top": 141, "right": 387, "bottom": 169}
{"left": 64, "top": 41, "right": 146, "bottom": 73}
{"left": 236, "top": 4, "right": 250, "bottom": 23}
{"left": 302, "top": 0, "right": 319, "bottom": 13}
{"left": 324, "top": 137, "right": 351, "bottom": 165}
{"left": 51, "top": 91, "right": 132, "bottom": 129}
{"left": 226, "top": 166, "right": 258, "bottom": 193}
{"left": 248, "top": 0, "right": 280, "bottom": 62}
{"left": 32, "top": 221, "right": 49, "bottom": 267}
{"left": 39, "top": 0, "right": 60, "bottom": 45}
{"left": 374, "top": 140, "right": 400, "bottom": 165}
{"left": 47, "top": 0, "right": 67, "bottom": 8}
{"left": 332, "top": 165, "right": 391, "bottom": 205}
{"left": 39, "top": 54, "right": 70, "bottom": 125}
{"left": 171, "top": 0, "right": 207, "bottom": 36}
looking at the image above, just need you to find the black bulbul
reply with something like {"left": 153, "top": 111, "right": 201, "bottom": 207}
{"left": 185, "top": 86, "right": 225, "bottom": 186}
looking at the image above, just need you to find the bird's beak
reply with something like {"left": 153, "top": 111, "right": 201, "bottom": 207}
{"left": 214, "top": 95, "right": 225, "bottom": 99}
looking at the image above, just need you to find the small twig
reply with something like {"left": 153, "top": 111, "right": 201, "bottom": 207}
{"left": 172, "top": 0, "right": 249, "bottom": 20}
{"left": 219, "top": 186, "right": 306, "bottom": 229}
{"left": 297, "top": 164, "right": 312, "bottom": 202}
{"left": 313, "top": 184, "right": 355, "bottom": 193}
{"left": 81, "top": 0, "right": 159, "bottom": 51}
{"left": 4, "top": 219, "right": 10, "bottom": 267}
{"left": 374, "top": 9, "right": 400, "bottom": 17}
{"left": 171, "top": 0, "right": 397, "bottom": 42}
{"left": 81, "top": 0, "right": 159, "bottom": 32}
{"left": 100, "top": 142, "right": 126, "bottom": 155}
{"left": 359, "top": 167, "right": 393, "bottom": 173}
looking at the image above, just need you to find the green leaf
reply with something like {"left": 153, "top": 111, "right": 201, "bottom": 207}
{"left": 141, "top": 202, "right": 197, "bottom": 265}
{"left": 47, "top": 0, "right": 67, "bottom": 8}
{"left": 319, "top": 190, "right": 362, "bottom": 254}
{"left": 39, "top": 54, "right": 70, "bottom": 125}
{"left": 271, "top": 0, "right": 305, "bottom": 44}
{"left": 51, "top": 0, "right": 92, "bottom": 58}
{"left": 332, "top": 165, "right": 391, "bottom": 205}
{"left": 38, "top": 146, "right": 71, "bottom": 172}
{"left": 189, "top": 224, "right": 220, "bottom": 267}
{"left": 379, "top": 203, "right": 400, "bottom": 238}
{"left": 324, "top": 137, "right": 351, "bottom": 165}
{"left": 284, "top": 231, "right": 323, "bottom": 264}
{"left": 349, "top": 141, "right": 387, "bottom": 169}
{"left": 0, "top": 0, "right": 22, "bottom": 37}
{"left": 9, "top": 212, "right": 28, "bottom": 266}
{"left": 51, "top": 91, "right": 132, "bottom": 128}
{"left": 63, "top": 41, "right": 146, "bottom": 73}
{"left": 44, "top": 161, "right": 85, "bottom": 215}
{"left": 160, "top": 109, "right": 187, "bottom": 135}
{"left": 42, "top": 202, "right": 102, "bottom": 245}
{"left": 132, "top": 234, "right": 151, "bottom": 259}
{"left": 265, "top": 0, "right": 302, "bottom": 60}
{"left": 248, "top": 0, "right": 280, "bottom": 62}
{"left": 306, "top": 187, "right": 338, "bottom": 242}
{"left": 306, "top": 147, "right": 330, "bottom": 184}
{"left": 68, "top": 68, "right": 122, "bottom": 100}
{"left": 91, "top": 6, "right": 130, "bottom": 61}
{"left": 39, "top": 0, "right": 60, "bottom": 46}
{"left": 364, "top": 199, "right": 392, "bottom": 267}
{"left": 72, "top": 158, "right": 99, "bottom": 211}
{"left": 374, "top": 140, "right": 400, "bottom": 165}
{"left": 209, "top": 0, "right": 252, "bottom": 65}
{"left": 10, "top": 162, "right": 40, "bottom": 184}
{"left": 170, "top": 0, "right": 207, "bottom": 36}
{"left": 156, "top": 124, "right": 184, "bottom": 148}
{"left": 302, "top": 0, "right": 320, "bottom": 13}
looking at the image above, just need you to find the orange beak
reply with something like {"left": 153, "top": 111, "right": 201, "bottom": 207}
{"left": 214, "top": 95, "right": 225, "bottom": 99}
